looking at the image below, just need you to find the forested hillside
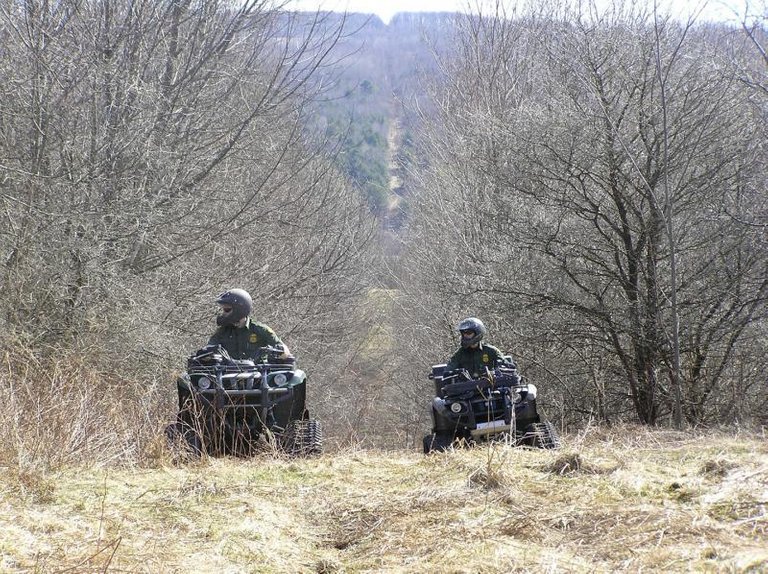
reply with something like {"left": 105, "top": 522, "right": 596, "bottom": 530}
{"left": 0, "top": 0, "right": 766, "bottom": 471}
{"left": 298, "top": 11, "right": 454, "bottom": 218}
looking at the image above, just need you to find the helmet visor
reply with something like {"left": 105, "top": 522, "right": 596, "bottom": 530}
{"left": 459, "top": 328, "right": 482, "bottom": 348}
{"left": 216, "top": 304, "right": 241, "bottom": 326}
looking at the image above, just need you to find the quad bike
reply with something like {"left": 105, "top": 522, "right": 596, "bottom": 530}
{"left": 167, "top": 344, "right": 322, "bottom": 457}
{"left": 423, "top": 360, "right": 560, "bottom": 453}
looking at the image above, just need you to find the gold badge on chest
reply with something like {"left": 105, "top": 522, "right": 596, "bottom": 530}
{"left": 249, "top": 334, "right": 259, "bottom": 343}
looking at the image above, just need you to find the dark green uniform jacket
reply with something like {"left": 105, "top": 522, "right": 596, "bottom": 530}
{"left": 208, "top": 318, "right": 283, "bottom": 361}
{"left": 446, "top": 343, "right": 504, "bottom": 378}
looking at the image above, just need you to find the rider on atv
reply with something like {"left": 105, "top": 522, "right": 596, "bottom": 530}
{"left": 446, "top": 317, "right": 512, "bottom": 377}
{"left": 208, "top": 288, "right": 292, "bottom": 361}
{"left": 423, "top": 317, "right": 560, "bottom": 453}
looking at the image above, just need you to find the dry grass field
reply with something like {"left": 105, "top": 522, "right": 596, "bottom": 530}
{"left": 1, "top": 426, "right": 766, "bottom": 573}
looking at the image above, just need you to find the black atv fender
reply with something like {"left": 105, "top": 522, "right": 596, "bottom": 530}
{"left": 432, "top": 396, "right": 452, "bottom": 418}
{"left": 431, "top": 397, "right": 460, "bottom": 433}
{"left": 513, "top": 398, "right": 541, "bottom": 429}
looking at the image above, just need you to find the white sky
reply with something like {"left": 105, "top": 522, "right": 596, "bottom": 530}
{"left": 286, "top": 0, "right": 468, "bottom": 24}
{"left": 284, "top": 0, "right": 751, "bottom": 25}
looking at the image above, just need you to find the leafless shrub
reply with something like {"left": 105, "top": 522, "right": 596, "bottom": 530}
{"left": 0, "top": 338, "right": 170, "bottom": 469}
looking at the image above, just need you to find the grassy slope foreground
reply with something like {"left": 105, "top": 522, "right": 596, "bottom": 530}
{"left": 1, "top": 427, "right": 766, "bottom": 573}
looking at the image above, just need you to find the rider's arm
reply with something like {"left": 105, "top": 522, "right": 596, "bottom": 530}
{"left": 207, "top": 327, "right": 224, "bottom": 346}
{"left": 253, "top": 323, "right": 291, "bottom": 358}
{"left": 445, "top": 348, "right": 462, "bottom": 372}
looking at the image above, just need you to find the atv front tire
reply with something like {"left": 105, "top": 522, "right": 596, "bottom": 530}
{"left": 165, "top": 420, "right": 203, "bottom": 459}
{"left": 423, "top": 432, "right": 454, "bottom": 454}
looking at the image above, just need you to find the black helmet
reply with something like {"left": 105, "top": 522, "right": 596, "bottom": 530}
{"left": 215, "top": 288, "right": 253, "bottom": 326}
{"left": 457, "top": 317, "right": 486, "bottom": 348}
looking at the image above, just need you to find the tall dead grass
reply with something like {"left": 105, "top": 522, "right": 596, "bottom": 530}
{"left": 0, "top": 339, "right": 173, "bottom": 471}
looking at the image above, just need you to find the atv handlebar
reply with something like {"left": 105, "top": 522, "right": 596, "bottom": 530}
{"left": 434, "top": 363, "right": 523, "bottom": 399}
{"left": 253, "top": 345, "right": 295, "bottom": 365}
{"left": 440, "top": 365, "right": 520, "bottom": 383}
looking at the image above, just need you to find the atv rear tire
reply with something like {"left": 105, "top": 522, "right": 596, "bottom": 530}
{"left": 423, "top": 432, "right": 454, "bottom": 454}
{"left": 282, "top": 419, "right": 323, "bottom": 457}
{"left": 521, "top": 422, "right": 561, "bottom": 449}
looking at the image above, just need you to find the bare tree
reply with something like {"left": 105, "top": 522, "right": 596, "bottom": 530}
{"left": 0, "top": 1, "right": 376, "bottom": 401}
{"left": 397, "top": 0, "right": 767, "bottom": 429}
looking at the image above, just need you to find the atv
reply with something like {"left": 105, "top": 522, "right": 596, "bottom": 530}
{"left": 167, "top": 344, "right": 322, "bottom": 457}
{"left": 423, "top": 360, "right": 560, "bottom": 453}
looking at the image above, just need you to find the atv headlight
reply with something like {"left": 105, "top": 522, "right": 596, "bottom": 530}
{"left": 450, "top": 402, "right": 463, "bottom": 413}
{"left": 513, "top": 391, "right": 523, "bottom": 404}
{"left": 197, "top": 376, "right": 212, "bottom": 390}
{"left": 527, "top": 384, "right": 537, "bottom": 400}
{"left": 273, "top": 373, "right": 287, "bottom": 386}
